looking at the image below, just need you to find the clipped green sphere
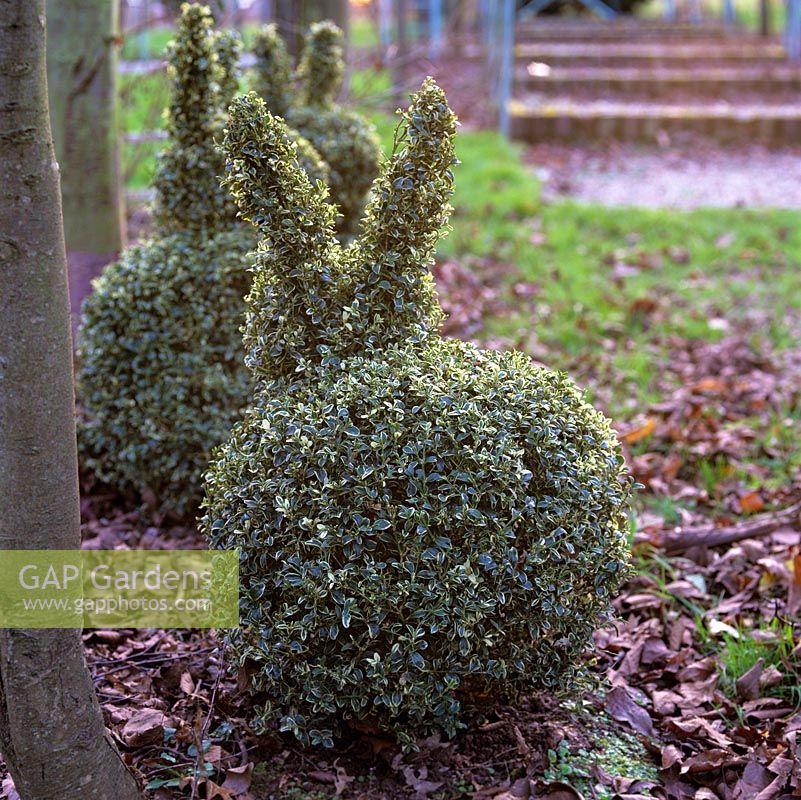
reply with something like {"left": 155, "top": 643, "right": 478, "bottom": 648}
{"left": 204, "top": 338, "right": 630, "bottom": 747}
{"left": 77, "top": 230, "right": 254, "bottom": 516}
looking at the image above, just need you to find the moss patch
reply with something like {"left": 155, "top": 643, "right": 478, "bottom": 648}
{"left": 544, "top": 707, "right": 658, "bottom": 799}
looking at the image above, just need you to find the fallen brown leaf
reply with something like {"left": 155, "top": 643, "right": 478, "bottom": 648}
{"left": 622, "top": 418, "right": 657, "bottom": 445}
{"left": 221, "top": 762, "right": 253, "bottom": 795}
{"left": 605, "top": 686, "right": 655, "bottom": 738}
{"left": 735, "top": 658, "right": 763, "bottom": 702}
{"left": 121, "top": 707, "right": 165, "bottom": 747}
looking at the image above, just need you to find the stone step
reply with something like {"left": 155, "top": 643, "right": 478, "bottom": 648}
{"left": 515, "top": 41, "right": 787, "bottom": 68}
{"left": 520, "top": 65, "right": 801, "bottom": 99}
{"left": 515, "top": 20, "right": 752, "bottom": 42}
{"left": 508, "top": 98, "right": 801, "bottom": 144}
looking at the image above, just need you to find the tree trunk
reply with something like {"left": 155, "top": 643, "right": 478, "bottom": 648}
{"left": 0, "top": 3, "right": 142, "bottom": 799}
{"left": 759, "top": 0, "right": 770, "bottom": 35}
{"left": 275, "top": 0, "right": 301, "bottom": 57}
{"left": 46, "top": 0, "right": 125, "bottom": 317}
{"left": 393, "top": 0, "right": 409, "bottom": 109}
{"left": 307, "top": 0, "right": 349, "bottom": 32}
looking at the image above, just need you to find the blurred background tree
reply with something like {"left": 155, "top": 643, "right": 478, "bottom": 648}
{"left": 47, "top": 0, "right": 126, "bottom": 316}
{"left": 156, "top": 0, "right": 223, "bottom": 11}
{"left": 273, "top": 0, "right": 350, "bottom": 57}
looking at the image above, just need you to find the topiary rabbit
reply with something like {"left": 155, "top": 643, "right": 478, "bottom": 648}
{"left": 150, "top": 3, "right": 233, "bottom": 236}
{"left": 203, "top": 79, "right": 633, "bottom": 748}
{"left": 77, "top": 3, "right": 310, "bottom": 517}
{"left": 251, "top": 20, "right": 381, "bottom": 236}
{"left": 251, "top": 21, "right": 293, "bottom": 119}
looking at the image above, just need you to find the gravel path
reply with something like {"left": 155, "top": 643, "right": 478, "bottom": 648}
{"left": 527, "top": 143, "right": 801, "bottom": 208}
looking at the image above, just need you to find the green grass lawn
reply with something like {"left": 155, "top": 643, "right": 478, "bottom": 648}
{"left": 439, "top": 131, "right": 801, "bottom": 407}
{"left": 121, "top": 25, "right": 174, "bottom": 61}
{"left": 435, "top": 131, "right": 801, "bottom": 512}
{"left": 119, "top": 62, "right": 801, "bottom": 427}
{"left": 120, "top": 71, "right": 169, "bottom": 188}
{"left": 638, "top": 0, "right": 785, "bottom": 31}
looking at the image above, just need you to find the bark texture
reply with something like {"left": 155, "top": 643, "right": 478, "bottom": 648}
{"left": 0, "top": 3, "right": 141, "bottom": 798}
{"left": 46, "top": 0, "right": 125, "bottom": 314}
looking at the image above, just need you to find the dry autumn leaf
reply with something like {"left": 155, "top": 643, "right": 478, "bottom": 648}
{"left": 622, "top": 418, "right": 656, "bottom": 445}
{"left": 739, "top": 491, "right": 765, "bottom": 514}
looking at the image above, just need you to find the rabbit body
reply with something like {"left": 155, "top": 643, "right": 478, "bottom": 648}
{"left": 204, "top": 80, "right": 632, "bottom": 746}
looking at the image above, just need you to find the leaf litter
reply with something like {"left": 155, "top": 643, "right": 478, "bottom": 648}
{"left": 2, "top": 257, "right": 801, "bottom": 799}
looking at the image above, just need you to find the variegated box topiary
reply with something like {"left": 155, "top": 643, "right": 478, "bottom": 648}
{"left": 203, "top": 79, "right": 633, "bottom": 748}
{"left": 76, "top": 4, "right": 320, "bottom": 517}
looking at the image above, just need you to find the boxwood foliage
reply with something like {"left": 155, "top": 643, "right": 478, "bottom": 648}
{"left": 251, "top": 22, "right": 293, "bottom": 119}
{"left": 218, "top": 86, "right": 446, "bottom": 384}
{"left": 203, "top": 79, "right": 632, "bottom": 748}
{"left": 77, "top": 4, "right": 264, "bottom": 516}
{"left": 151, "top": 3, "right": 233, "bottom": 236}
{"left": 153, "top": 8, "right": 328, "bottom": 238}
{"left": 251, "top": 21, "right": 381, "bottom": 235}
{"left": 211, "top": 29, "right": 330, "bottom": 211}
{"left": 78, "top": 232, "right": 251, "bottom": 515}
{"left": 209, "top": 29, "right": 246, "bottom": 227}
{"left": 214, "top": 28, "right": 242, "bottom": 115}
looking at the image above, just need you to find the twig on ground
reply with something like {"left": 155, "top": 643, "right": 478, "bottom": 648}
{"left": 658, "top": 499, "right": 801, "bottom": 554}
{"left": 190, "top": 642, "right": 227, "bottom": 800}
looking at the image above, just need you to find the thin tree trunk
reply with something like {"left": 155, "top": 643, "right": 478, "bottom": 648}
{"left": 46, "top": 0, "right": 125, "bottom": 317}
{"left": 306, "top": 0, "right": 350, "bottom": 87}
{"left": 0, "top": 3, "right": 141, "bottom": 798}
{"left": 759, "top": 0, "right": 770, "bottom": 35}
{"left": 275, "top": 0, "right": 301, "bottom": 57}
{"left": 394, "top": 0, "right": 409, "bottom": 109}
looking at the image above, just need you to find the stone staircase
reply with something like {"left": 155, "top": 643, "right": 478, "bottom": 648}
{"left": 508, "top": 18, "right": 801, "bottom": 144}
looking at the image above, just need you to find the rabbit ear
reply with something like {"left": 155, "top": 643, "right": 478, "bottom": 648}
{"left": 345, "top": 78, "right": 458, "bottom": 348}
{"left": 163, "top": 4, "right": 219, "bottom": 146}
{"left": 222, "top": 93, "right": 344, "bottom": 382}
{"left": 221, "top": 92, "right": 338, "bottom": 251}
{"left": 251, "top": 23, "right": 293, "bottom": 119}
{"left": 296, "top": 21, "right": 345, "bottom": 107}
{"left": 152, "top": 3, "right": 221, "bottom": 233}
{"left": 352, "top": 77, "right": 458, "bottom": 285}
{"left": 213, "top": 29, "right": 242, "bottom": 113}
